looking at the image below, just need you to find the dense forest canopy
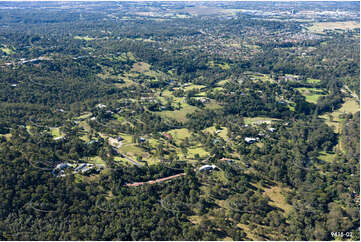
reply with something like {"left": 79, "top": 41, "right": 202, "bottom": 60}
{"left": 0, "top": 1, "right": 359, "bottom": 241}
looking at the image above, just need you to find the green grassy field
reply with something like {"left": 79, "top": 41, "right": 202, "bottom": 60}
{"left": 0, "top": 133, "right": 12, "bottom": 141}
{"left": 88, "top": 156, "right": 106, "bottom": 165}
{"left": 318, "top": 151, "right": 337, "bottom": 163}
{"left": 249, "top": 73, "right": 275, "bottom": 83}
{"left": 216, "top": 79, "right": 230, "bottom": 86}
{"left": 50, "top": 127, "right": 62, "bottom": 138}
{"left": 296, "top": 87, "right": 327, "bottom": 104}
{"left": 244, "top": 117, "right": 281, "bottom": 125}
{"left": 167, "top": 128, "right": 193, "bottom": 145}
{"left": 118, "top": 144, "right": 145, "bottom": 158}
{"left": 306, "top": 78, "right": 321, "bottom": 84}
{"left": 203, "top": 126, "right": 229, "bottom": 140}
{"left": 205, "top": 100, "right": 222, "bottom": 110}
{"left": 74, "top": 112, "right": 92, "bottom": 120}
{"left": 187, "top": 146, "right": 209, "bottom": 159}
{"left": 74, "top": 35, "right": 95, "bottom": 41}
{"left": 114, "top": 114, "right": 125, "bottom": 122}
{"left": 183, "top": 84, "right": 206, "bottom": 91}
{"left": 131, "top": 62, "right": 151, "bottom": 73}
{"left": 158, "top": 104, "right": 199, "bottom": 122}
{"left": 308, "top": 21, "right": 360, "bottom": 33}
{"left": 1, "top": 47, "right": 14, "bottom": 55}
{"left": 319, "top": 97, "right": 359, "bottom": 132}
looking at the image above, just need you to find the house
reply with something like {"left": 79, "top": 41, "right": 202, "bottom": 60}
{"left": 116, "top": 136, "right": 124, "bottom": 141}
{"left": 55, "top": 163, "right": 72, "bottom": 170}
{"left": 268, "top": 127, "right": 276, "bottom": 132}
{"left": 88, "top": 139, "right": 99, "bottom": 144}
{"left": 199, "top": 164, "right": 218, "bottom": 172}
{"left": 96, "top": 103, "right": 106, "bottom": 109}
{"left": 74, "top": 163, "right": 87, "bottom": 172}
{"left": 195, "top": 97, "right": 210, "bottom": 103}
{"left": 54, "top": 136, "right": 65, "bottom": 141}
{"left": 245, "top": 137, "right": 259, "bottom": 144}
{"left": 51, "top": 163, "right": 73, "bottom": 176}
{"left": 163, "top": 133, "right": 173, "bottom": 140}
{"left": 81, "top": 165, "right": 95, "bottom": 174}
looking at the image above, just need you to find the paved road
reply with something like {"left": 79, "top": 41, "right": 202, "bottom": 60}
{"left": 125, "top": 173, "right": 185, "bottom": 187}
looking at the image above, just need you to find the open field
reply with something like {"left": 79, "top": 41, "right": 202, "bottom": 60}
{"left": 216, "top": 79, "right": 229, "bottom": 86}
{"left": 244, "top": 117, "right": 281, "bottom": 125}
{"left": 167, "top": 128, "right": 193, "bottom": 145}
{"left": 74, "top": 35, "right": 95, "bottom": 41}
{"left": 50, "top": 127, "right": 62, "bottom": 138}
{"left": 183, "top": 84, "right": 206, "bottom": 91}
{"left": 74, "top": 112, "right": 92, "bottom": 120}
{"left": 320, "top": 97, "right": 359, "bottom": 132}
{"left": 262, "top": 185, "right": 293, "bottom": 216}
{"left": 0, "top": 133, "right": 12, "bottom": 141}
{"left": 131, "top": 62, "right": 151, "bottom": 73}
{"left": 1, "top": 47, "right": 14, "bottom": 55}
{"left": 296, "top": 87, "right": 327, "bottom": 104}
{"left": 158, "top": 105, "right": 199, "bottom": 122}
{"left": 205, "top": 100, "right": 222, "bottom": 110}
{"left": 308, "top": 21, "right": 360, "bottom": 33}
{"left": 318, "top": 151, "right": 337, "bottom": 163}
{"left": 187, "top": 146, "right": 209, "bottom": 159}
{"left": 88, "top": 156, "right": 106, "bottom": 165}
{"left": 306, "top": 78, "right": 321, "bottom": 84}
{"left": 203, "top": 126, "right": 229, "bottom": 140}
{"left": 249, "top": 73, "right": 275, "bottom": 83}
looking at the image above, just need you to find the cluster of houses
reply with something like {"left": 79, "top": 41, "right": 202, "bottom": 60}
{"left": 243, "top": 125, "right": 277, "bottom": 144}
{"left": 51, "top": 162, "right": 104, "bottom": 177}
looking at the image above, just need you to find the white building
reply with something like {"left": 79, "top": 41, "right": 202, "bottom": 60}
{"left": 245, "top": 137, "right": 259, "bottom": 144}
{"left": 199, "top": 164, "right": 217, "bottom": 172}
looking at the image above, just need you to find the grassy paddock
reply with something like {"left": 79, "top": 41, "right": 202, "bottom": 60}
{"left": 244, "top": 117, "right": 281, "bottom": 125}
{"left": 158, "top": 105, "right": 198, "bottom": 122}
{"left": 319, "top": 97, "right": 359, "bottom": 132}
{"left": 74, "top": 36, "right": 95, "bottom": 41}
{"left": 296, "top": 87, "right": 327, "bottom": 104}
{"left": 308, "top": 21, "right": 360, "bottom": 33}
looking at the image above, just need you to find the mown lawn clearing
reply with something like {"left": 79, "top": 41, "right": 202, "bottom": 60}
{"left": 203, "top": 126, "right": 229, "bottom": 140}
{"left": 183, "top": 84, "right": 206, "bottom": 91}
{"left": 320, "top": 97, "right": 359, "bottom": 132}
{"left": 262, "top": 185, "right": 293, "bottom": 216}
{"left": 74, "top": 112, "right": 92, "bottom": 120}
{"left": 244, "top": 117, "right": 281, "bottom": 125}
{"left": 296, "top": 87, "right": 327, "bottom": 104}
{"left": 131, "top": 62, "right": 151, "bottom": 73}
{"left": 167, "top": 128, "right": 193, "bottom": 145}
{"left": 50, "top": 127, "right": 62, "bottom": 138}
{"left": 74, "top": 35, "right": 95, "bottom": 41}
{"left": 158, "top": 104, "right": 198, "bottom": 122}
{"left": 216, "top": 79, "right": 229, "bottom": 86}
{"left": 318, "top": 151, "right": 337, "bottom": 163}
{"left": 88, "top": 156, "right": 106, "bottom": 165}
{"left": 187, "top": 146, "right": 209, "bottom": 159}
{"left": 1, "top": 47, "right": 15, "bottom": 55}
{"left": 306, "top": 78, "right": 321, "bottom": 84}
